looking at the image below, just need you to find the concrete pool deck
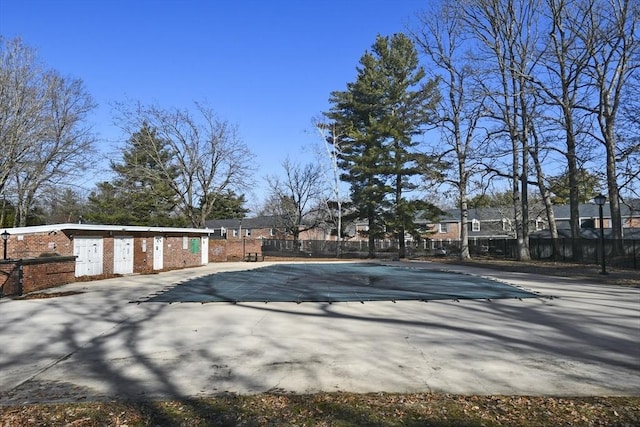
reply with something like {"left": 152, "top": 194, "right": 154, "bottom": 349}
{"left": 0, "top": 260, "right": 638, "bottom": 404}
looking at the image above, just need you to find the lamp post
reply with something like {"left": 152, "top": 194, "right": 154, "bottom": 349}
{"left": 594, "top": 194, "right": 607, "bottom": 275}
{"left": 1, "top": 230, "right": 10, "bottom": 260}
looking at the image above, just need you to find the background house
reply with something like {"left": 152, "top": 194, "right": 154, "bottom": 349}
{"left": 203, "top": 201, "right": 640, "bottom": 260}
{"left": 546, "top": 201, "right": 640, "bottom": 233}
{"left": 426, "top": 201, "right": 640, "bottom": 242}
{"left": 204, "top": 216, "right": 327, "bottom": 241}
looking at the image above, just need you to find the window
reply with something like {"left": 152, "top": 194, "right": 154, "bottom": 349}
{"left": 183, "top": 236, "right": 189, "bottom": 250}
{"left": 439, "top": 223, "right": 448, "bottom": 233}
{"left": 232, "top": 229, "right": 238, "bottom": 237}
{"left": 502, "top": 218, "right": 511, "bottom": 231}
{"left": 270, "top": 228, "right": 276, "bottom": 236}
{"left": 580, "top": 218, "right": 594, "bottom": 228}
{"left": 471, "top": 219, "right": 480, "bottom": 232}
{"left": 245, "top": 228, "right": 251, "bottom": 237}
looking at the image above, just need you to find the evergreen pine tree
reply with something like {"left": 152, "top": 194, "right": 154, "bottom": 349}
{"left": 327, "top": 33, "right": 441, "bottom": 258}
{"left": 85, "top": 124, "right": 181, "bottom": 226}
{"left": 205, "top": 190, "right": 249, "bottom": 219}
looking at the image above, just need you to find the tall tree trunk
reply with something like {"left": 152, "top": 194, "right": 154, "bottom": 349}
{"left": 459, "top": 197, "right": 470, "bottom": 260}
{"left": 512, "top": 150, "right": 524, "bottom": 260}
{"left": 605, "top": 127, "right": 624, "bottom": 250}
{"left": 396, "top": 173, "right": 406, "bottom": 259}
{"left": 519, "top": 78, "right": 531, "bottom": 261}
{"left": 367, "top": 215, "right": 376, "bottom": 258}
{"left": 336, "top": 199, "right": 342, "bottom": 258}
{"left": 530, "top": 125, "right": 560, "bottom": 258}
{"left": 566, "top": 121, "right": 582, "bottom": 260}
{"left": 459, "top": 166, "right": 470, "bottom": 260}
{"left": 581, "top": 0, "right": 637, "bottom": 257}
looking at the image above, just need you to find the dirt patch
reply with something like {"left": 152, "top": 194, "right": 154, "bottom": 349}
{"left": 436, "top": 257, "right": 640, "bottom": 287}
{"left": 1, "top": 393, "right": 638, "bottom": 426}
{"left": 15, "top": 290, "right": 85, "bottom": 300}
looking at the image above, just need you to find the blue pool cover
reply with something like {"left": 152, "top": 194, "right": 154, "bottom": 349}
{"left": 142, "top": 263, "right": 539, "bottom": 303}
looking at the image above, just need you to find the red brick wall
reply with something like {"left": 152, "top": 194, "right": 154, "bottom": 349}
{"left": 0, "top": 257, "right": 75, "bottom": 297}
{"left": 134, "top": 236, "right": 153, "bottom": 274}
{"left": 428, "top": 222, "right": 461, "bottom": 241}
{"left": 103, "top": 235, "right": 114, "bottom": 275}
{"left": 162, "top": 236, "right": 203, "bottom": 269}
{"left": 5, "top": 232, "right": 73, "bottom": 259}
{"left": 21, "top": 257, "right": 76, "bottom": 294}
{"left": 225, "top": 239, "right": 261, "bottom": 261}
{"left": 207, "top": 238, "right": 262, "bottom": 262}
{"left": 208, "top": 240, "right": 227, "bottom": 262}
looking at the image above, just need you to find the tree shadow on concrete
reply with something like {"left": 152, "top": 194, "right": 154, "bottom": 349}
{"left": 1, "top": 266, "right": 638, "bottom": 423}
{"left": 0, "top": 291, "right": 265, "bottom": 423}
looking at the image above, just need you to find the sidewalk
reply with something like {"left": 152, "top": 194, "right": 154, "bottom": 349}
{"left": 1, "top": 261, "right": 638, "bottom": 404}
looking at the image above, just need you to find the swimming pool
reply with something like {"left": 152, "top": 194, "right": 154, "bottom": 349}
{"left": 142, "top": 262, "right": 539, "bottom": 303}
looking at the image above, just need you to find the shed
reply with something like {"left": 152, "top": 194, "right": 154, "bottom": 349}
{"left": 0, "top": 223, "right": 216, "bottom": 277}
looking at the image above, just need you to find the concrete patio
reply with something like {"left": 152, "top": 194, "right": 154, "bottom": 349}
{"left": 0, "top": 260, "right": 638, "bottom": 404}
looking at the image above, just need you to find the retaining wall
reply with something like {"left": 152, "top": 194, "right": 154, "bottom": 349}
{"left": 0, "top": 256, "right": 76, "bottom": 297}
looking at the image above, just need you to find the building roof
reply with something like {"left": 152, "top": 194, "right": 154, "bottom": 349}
{"left": 531, "top": 227, "right": 640, "bottom": 239}
{"left": 204, "top": 216, "right": 281, "bottom": 230}
{"left": 550, "top": 201, "right": 640, "bottom": 219}
{"left": 1, "top": 223, "right": 214, "bottom": 236}
{"left": 441, "top": 201, "right": 640, "bottom": 222}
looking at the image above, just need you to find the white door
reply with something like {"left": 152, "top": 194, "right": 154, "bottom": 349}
{"left": 201, "top": 236, "right": 209, "bottom": 265}
{"left": 113, "top": 236, "right": 134, "bottom": 274}
{"left": 74, "top": 237, "right": 104, "bottom": 277}
{"left": 153, "top": 236, "right": 164, "bottom": 270}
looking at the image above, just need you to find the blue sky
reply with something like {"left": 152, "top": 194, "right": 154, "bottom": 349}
{"left": 1, "top": 0, "right": 427, "bottom": 209}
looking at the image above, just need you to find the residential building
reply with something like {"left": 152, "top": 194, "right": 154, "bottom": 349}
{"left": 204, "top": 215, "right": 329, "bottom": 241}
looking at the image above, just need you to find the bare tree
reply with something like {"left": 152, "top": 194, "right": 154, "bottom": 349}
{"left": 412, "top": 1, "right": 488, "bottom": 260}
{"left": 312, "top": 118, "right": 346, "bottom": 254}
{"left": 461, "top": 0, "right": 544, "bottom": 261}
{"left": 409, "top": 0, "right": 636, "bottom": 262}
{"left": 264, "top": 158, "right": 326, "bottom": 248}
{"left": 115, "top": 101, "right": 255, "bottom": 227}
{"left": 617, "top": 72, "right": 640, "bottom": 202}
{"left": 526, "top": 0, "right": 637, "bottom": 257}
{"left": 0, "top": 37, "right": 98, "bottom": 226}
{"left": 529, "top": 117, "right": 561, "bottom": 251}
{"left": 41, "top": 187, "right": 86, "bottom": 224}
{"left": 0, "top": 37, "right": 46, "bottom": 195}
{"left": 578, "top": 0, "right": 639, "bottom": 246}
{"left": 14, "top": 72, "right": 97, "bottom": 226}
{"left": 525, "top": 0, "right": 593, "bottom": 249}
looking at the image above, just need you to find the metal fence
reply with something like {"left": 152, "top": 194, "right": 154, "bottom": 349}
{"left": 528, "top": 238, "right": 639, "bottom": 269}
{"left": 261, "top": 238, "right": 639, "bottom": 270}
{"left": 262, "top": 239, "right": 421, "bottom": 259}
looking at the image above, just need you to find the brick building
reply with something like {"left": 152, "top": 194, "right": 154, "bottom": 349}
{"left": 0, "top": 223, "right": 266, "bottom": 297}
{"left": 1, "top": 223, "right": 215, "bottom": 277}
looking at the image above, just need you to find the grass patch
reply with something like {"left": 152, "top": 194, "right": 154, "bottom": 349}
{"left": 1, "top": 393, "right": 638, "bottom": 426}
